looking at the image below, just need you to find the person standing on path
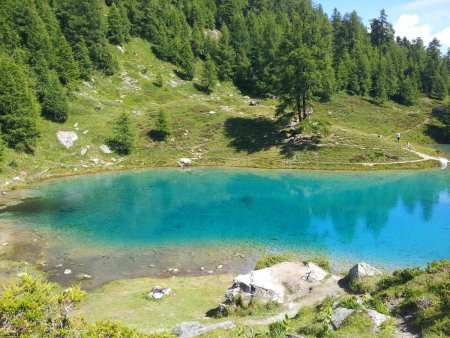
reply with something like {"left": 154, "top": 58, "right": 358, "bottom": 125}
{"left": 396, "top": 132, "right": 400, "bottom": 142}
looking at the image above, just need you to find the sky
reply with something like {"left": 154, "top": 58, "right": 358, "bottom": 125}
{"left": 319, "top": 0, "right": 450, "bottom": 52}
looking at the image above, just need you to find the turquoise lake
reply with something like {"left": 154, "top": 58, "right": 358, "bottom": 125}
{"left": 1, "top": 169, "right": 450, "bottom": 271}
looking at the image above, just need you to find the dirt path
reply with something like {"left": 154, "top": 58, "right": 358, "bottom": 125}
{"left": 405, "top": 148, "right": 448, "bottom": 169}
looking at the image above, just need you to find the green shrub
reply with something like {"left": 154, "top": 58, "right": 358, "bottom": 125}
{"left": 255, "top": 254, "right": 292, "bottom": 270}
{"left": 340, "top": 296, "right": 362, "bottom": 310}
{"left": 366, "top": 297, "right": 390, "bottom": 315}
{"left": 347, "top": 275, "right": 381, "bottom": 294}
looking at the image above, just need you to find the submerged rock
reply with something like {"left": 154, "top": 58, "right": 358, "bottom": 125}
{"left": 348, "top": 262, "right": 382, "bottom": 281}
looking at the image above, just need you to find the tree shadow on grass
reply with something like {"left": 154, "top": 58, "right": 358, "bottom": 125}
{"left": 224, "top": 117, "right": 320, "bottom": 158}
{"left": 424, "top": 106, "right": 450, "bottom": 143}
{"left": 224, "top": 117, "right": 283, "bottom": 154}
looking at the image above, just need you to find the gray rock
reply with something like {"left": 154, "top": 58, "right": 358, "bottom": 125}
{"left": 173, "top": 321, "right": 235, "bottom": 338}
{"left": 179, "top": 158, "right": 192, "bottom": 166}
{"left": 57, "top": 131, "right": 79, "bottom": 148}
{"left": 366, "top": 309, "right": 389, "bottom": 329}
{"left": 81, "top": 147, "right": 88, "bottom": 156}
{"left": 348, "top": 262, "right": 382, "bottom": 281}
{"left": 99, "top": 144, "right": 112, "bottom": 154}
{"left": 331, "top": 308, "right": 354, "bottom": 329}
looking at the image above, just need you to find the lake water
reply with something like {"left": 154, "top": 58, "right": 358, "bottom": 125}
{"left": 1, "top": 168, "right": 449, "bottom": 286}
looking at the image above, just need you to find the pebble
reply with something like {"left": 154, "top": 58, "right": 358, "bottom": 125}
{"left": 217, "top": 265, "right": 223, "bottom": 270}
{"left": 55, "top": 264, "right": 63, "bottom": 268}
{"left": 2, "top": 242, "right": 9, "bottom": 246}
{"left": 200, "top": 266, "right": 205, "bottom": 271}
{"left": 64, "top": 269, "right": 72, "bottom": 275}
{"left": 208, "top": 270, "right": 214, "bottom": 274}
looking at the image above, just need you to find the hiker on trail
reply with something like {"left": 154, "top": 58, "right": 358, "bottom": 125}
{"left": 396, "top": 132, "right": 400, "bottom": 142}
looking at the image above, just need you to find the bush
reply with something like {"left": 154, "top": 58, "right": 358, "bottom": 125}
{"left": 366, "top": 297, "right": 390, "bottom": 315}
{"left": 255, "top": 254, "right": 292, "bottom": 270}
{"left": 340, "top": 296, "right": 362, "bottom": 310}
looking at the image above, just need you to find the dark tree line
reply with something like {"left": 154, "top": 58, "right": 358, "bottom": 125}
{"left": 0, "top": 0, "right": 449, "bottom": 153}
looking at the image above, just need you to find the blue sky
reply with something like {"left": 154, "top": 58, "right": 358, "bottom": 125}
{"left": 318, "top": 0, "right": 450, "bottom": 52}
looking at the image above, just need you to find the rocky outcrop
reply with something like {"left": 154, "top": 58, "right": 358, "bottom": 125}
{"left": 57, "top": 131, "right": 78, "bottom": 148}
{"left": 330, "top": 307, "right": 354, "bottom": 329}
{"left": 348, "top": 262, "right": 382, "bottom": 281}
{"left": 173, "top": 321, "right": 235, "bottom": 338}
{"left": 302, "top": 262, "right": 328, "bottom": 282}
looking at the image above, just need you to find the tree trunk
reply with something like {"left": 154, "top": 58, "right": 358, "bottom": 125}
{"left": 296, "top": 93, "right": 303, "bottom": 122}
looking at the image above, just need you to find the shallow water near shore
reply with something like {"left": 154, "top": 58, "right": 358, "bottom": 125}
{"left": 1, "top": 168, "right": 449, "bottom": 287}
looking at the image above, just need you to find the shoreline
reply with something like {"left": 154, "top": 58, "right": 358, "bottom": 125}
{"left": 0, "top": 157, "right": 443, "bottom": 198}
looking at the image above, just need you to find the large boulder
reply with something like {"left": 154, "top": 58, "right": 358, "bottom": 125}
{"left": 348, "top": 262, "right": 382, "bottom": 281}
{"left": 173, "top": 321, "right": 235, "bottom": 338}
{"left": 57, "top": 131, "right": 78, "bottom": 148}
{"left": 330, "top": 307, "right": 354, "bottom": 329}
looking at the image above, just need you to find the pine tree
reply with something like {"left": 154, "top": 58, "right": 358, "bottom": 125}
{"left": 155, "top": 72, "right": 163, "bottom": 87}
{"left": 41, "top": 70, "right": 69, "bottom": 122}
{"left": 199, "top": 56, "right": 217, "bottom": 93}
{"left": 214, "top": 24, "right": 235, "bottom": 81}
{"left": 398, "top": 76, "right": 418, "bottom": 105}
{"left": 108, "top": 112, "right": 134, "bottom": 155}
{"left": 0, "top": 54, "right": 40, "bottom": 152}
{"left": 178, "top": 39, "right": 195, "bottom": 80}
{"left": 73, "top": 39, "right": 93, "bottom": 81}
{"left": 431, "top": 74, "right": 447, "bottom": 100}
{"left": 107, "top": 4, "right": 125, "bottom": 45}
{"left": 275, "top": 48, "right": 320, "bottom": 122}
{"left": 54, "top": 34, "right": 79, "bottom": 85}
{"left": 151, "top": 111, "right": 171, "bottom": 141}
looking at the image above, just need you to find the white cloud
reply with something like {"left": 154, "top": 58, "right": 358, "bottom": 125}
{"left": 393, "top": 14, "right": 450, "bottom": 50}
{"left": 393, "top": 14, "right": 432, "bottom": 41}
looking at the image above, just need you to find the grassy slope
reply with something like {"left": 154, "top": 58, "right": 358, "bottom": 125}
{"left": 75, "top": 275, "right": 234, "bottom": 333}
{"left": 0, "top": 38, "right": 446, "bottom": 187}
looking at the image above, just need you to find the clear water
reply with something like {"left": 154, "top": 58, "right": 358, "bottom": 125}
{"left": 1, "top": 168, "right": 449, "bottom": 269}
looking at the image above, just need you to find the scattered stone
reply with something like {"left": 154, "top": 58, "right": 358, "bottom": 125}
{"left": 169, "top": 80, "right": 179, "bottom": 88}
{"left": 82, "top": 81, "right": 92, "bottom": 88}
{"left": 2, "top": 242, "right": 9, "bottom": 246}
{"left": 90, "top": 158, "right": 101, "bottom": 165}
{"left": 82, "top": 130, "right": 89, "bottom": 135}
{"left": 173, "top": 321, "right": 235, "bottom": 338}
{"left": 17, "top": 272, "right": 28, "bottom": 277}
{"left": 331, "top": 308, "right": 354, "bottom": 329}
{"left": 81, "top": 148, "right": 88, "bottom": 156}
{"left": 64, "top": 269, "right": 72, "bottom": 275}
{"left": 217, "top": 265, "right": 223, "bottom": 270}
{"left": 348, "top": 262, "right": 382, "bottom": 281}
{"left": 200, "top": 267, "right": 205, "bottom": 271}
{"left": 366, "top": 309, "right": 389, "bottom": 329}
{"left": 117, "top": 46, "right": 125, "bottom": 54}
{"left": 148, "top": 286, "right": 171, "bottom": 300}
{"left": 208, "top": 111, "right": 217, "bottom": 115}
{"left": 57, "top": 131, "right": 79, "bottom": 149}
{"left": 99, "top": 145, "right": 113, "bottom": 154}
{"left": 55, "top": 264, "right": 63, "bottom": 268}
{"left": 77, "top": 273, "right": 92, "bottom": 280}
{"left": 221, "top": 105, "right": 232, "bottom": 111}
{"left": 243, "top": 95, "right": 250, "bottom": 99}
{"left": 95, "top": 105, "right": 104, "bottom": 111}
{"left": 208, "top": 270, "right": 214, "bottom": 274}
{"left": 1, "top": 192, "right": 6, "bottom": 196}
{"left": 249, "top": 101, "right": 260, "bottom": 106}
{"left": 132, "top": 110, "right": 142, "bottom": 116}
{"left": 73, "top": 122, "right": 79, "bottom": 128}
